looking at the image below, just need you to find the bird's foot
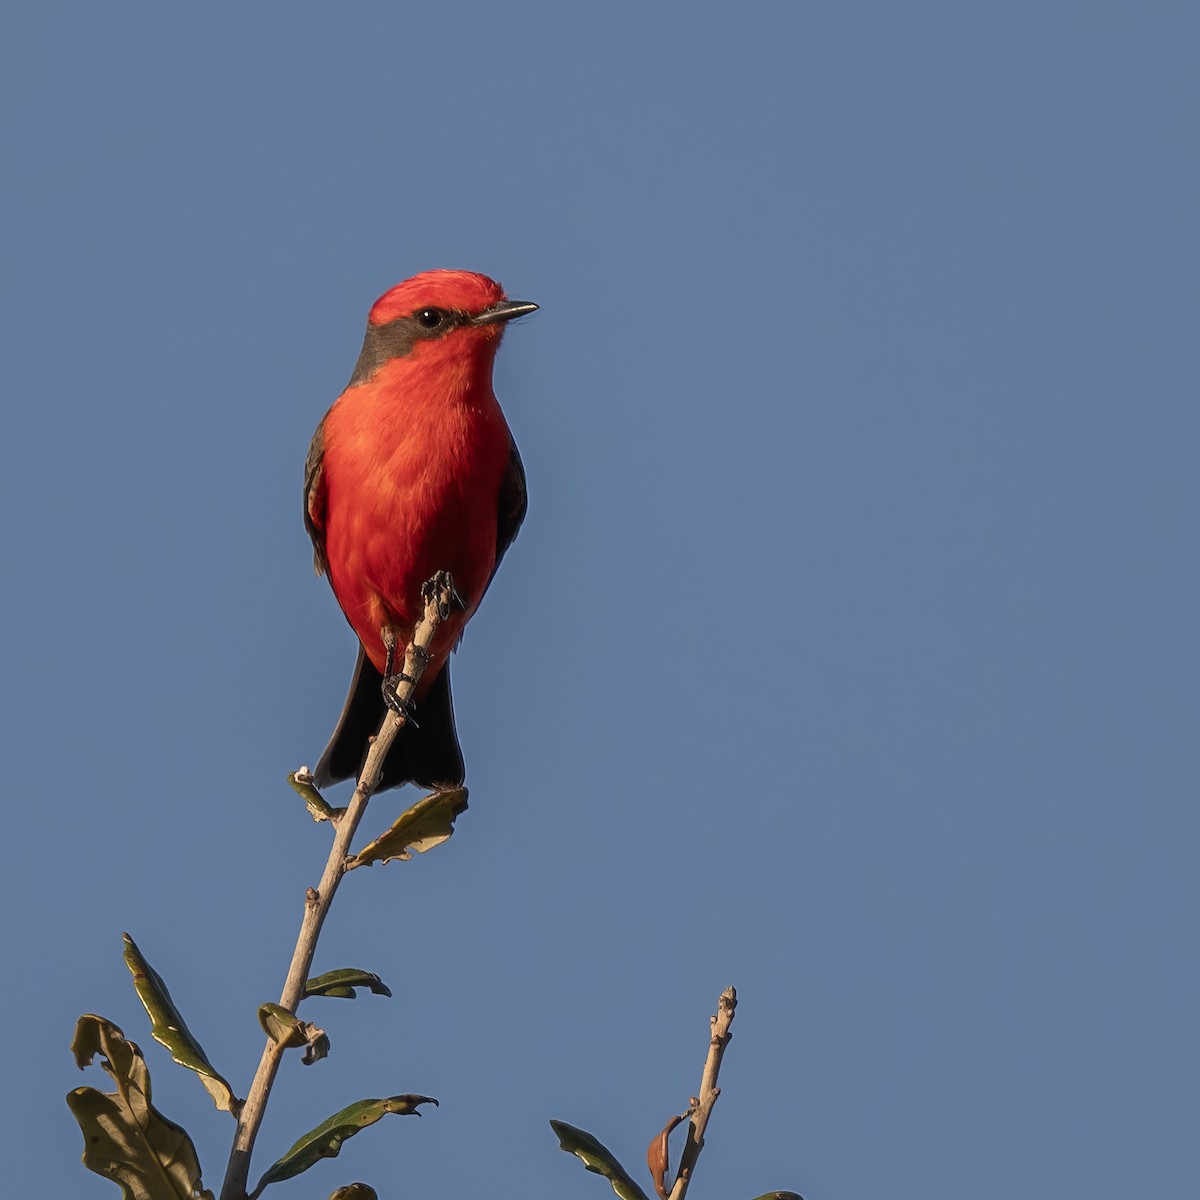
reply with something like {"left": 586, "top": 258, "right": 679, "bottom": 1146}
{"left": 422, "top": 570, "right": 468, "bottom": 621}
{"left": 381, "top": 673, "right": 420, "bottom": 726}
{"left": 380, "top": 624, "right": 426, "bottom": 725}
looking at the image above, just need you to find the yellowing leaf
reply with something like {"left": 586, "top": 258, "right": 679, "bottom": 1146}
{"left": 67, "top": 1014, "right": 214, "bottom": 1200}
{"left": 347, "top": 788, "right": 468, "bottom": 868}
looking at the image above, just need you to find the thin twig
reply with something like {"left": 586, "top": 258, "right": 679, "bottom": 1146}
{"left": 666, "top": 986, "right": 738, "bottom": 1200}
{"left": 218, "top": 579, "right": 455, "bottom": 1200}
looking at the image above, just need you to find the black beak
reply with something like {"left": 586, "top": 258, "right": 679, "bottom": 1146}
{"left": 472, "top": 299, "right": 539, "bottom": 326}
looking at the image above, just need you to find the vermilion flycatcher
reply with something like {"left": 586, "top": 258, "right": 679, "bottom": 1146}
{"left": 304, "top": 270, "right": 536, "bottom": 791}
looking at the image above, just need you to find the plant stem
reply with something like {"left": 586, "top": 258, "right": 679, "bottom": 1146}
{"left": 667, "top": 986, "right": 738, "bottom": 1200}
{"left": 218, "top": 580, "right": 455, "bottom": 1200}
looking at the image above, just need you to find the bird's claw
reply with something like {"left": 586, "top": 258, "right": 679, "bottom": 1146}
{"left": 381, "top": 673, "right": 420, "bottom": 726}
{"left": 422, "top": 570, "right": 468, "bottom": 621}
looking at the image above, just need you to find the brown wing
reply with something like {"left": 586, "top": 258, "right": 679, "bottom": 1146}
{"left": 454, "top": 437, "right": 526, "bottom": 644}
{"left": 303, "top": 416, "right": 330, "bottom": 577}
{"left": 492, "top": 437, "right": 528, "bottom": 584}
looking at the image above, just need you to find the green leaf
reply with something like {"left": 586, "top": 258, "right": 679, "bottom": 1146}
{"left": 122, "top": 933, "right": 238, "bottom": 1114}
{"left": 257, "top": 1004, "right": 309, "bottom": 1048}
{"left": 257, "top": 1004, "right": 329, "bottom": 1064}
{"left": 305, "top": 969, "right": 393, "bottom": 1000}
{"left": 550, "top": 1120, "right": 652, "bottom": 1200}
{"left": 329, "top": 1186, "right": 378, "bottom": 1200}
{"left": 251, "top": 1095, "right": 437, "bottom": 1197}
{"left": 288, "top": 769, "right": 336, "bottom": 821}
{"left": 347, "top": 788, "right": 469, "bottom": 868}
{"left": 67, "top": 1014, "right": 215, "bottom": 1200}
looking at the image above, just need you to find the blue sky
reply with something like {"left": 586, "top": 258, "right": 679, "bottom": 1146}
{"left": 4, "top": 4, "right": 1197, "bottom": 1198}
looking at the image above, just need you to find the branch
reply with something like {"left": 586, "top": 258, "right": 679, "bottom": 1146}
{"left": 666, "top": 986, "right": 737, "bottom": 1200}
{"left": 218, "top": 577, "right": 457, "bottom": 1200}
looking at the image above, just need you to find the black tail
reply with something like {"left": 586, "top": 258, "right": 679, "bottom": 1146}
{"left": 312, "top": 648, "right": 466, "bottom": 793}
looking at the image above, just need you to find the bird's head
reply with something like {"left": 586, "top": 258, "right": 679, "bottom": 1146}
{"left": 349, "top": 270, "right": 537, "bottom": 387}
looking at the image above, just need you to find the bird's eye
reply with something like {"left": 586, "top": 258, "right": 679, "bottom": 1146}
{"left": 416, "top": 307, "right": 445, "bottom": 329}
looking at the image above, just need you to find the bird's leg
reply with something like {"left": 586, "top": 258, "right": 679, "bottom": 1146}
{"left": 379, "top": 576, "right": 464, "bottom": 720}
{"left": 421, "top": 569, "right": 468, "bottom": 621}
{"left": 380, "top": 624, "right": 422, "bottom": 726}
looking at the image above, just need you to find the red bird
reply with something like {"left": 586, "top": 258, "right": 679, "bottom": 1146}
{"left": 304, "top": 270, "right": 536, "bottom": 791}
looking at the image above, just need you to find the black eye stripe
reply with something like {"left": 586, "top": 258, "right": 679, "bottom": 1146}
{"left": 348, "top": 308, "right": 469, "bottom": 385}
